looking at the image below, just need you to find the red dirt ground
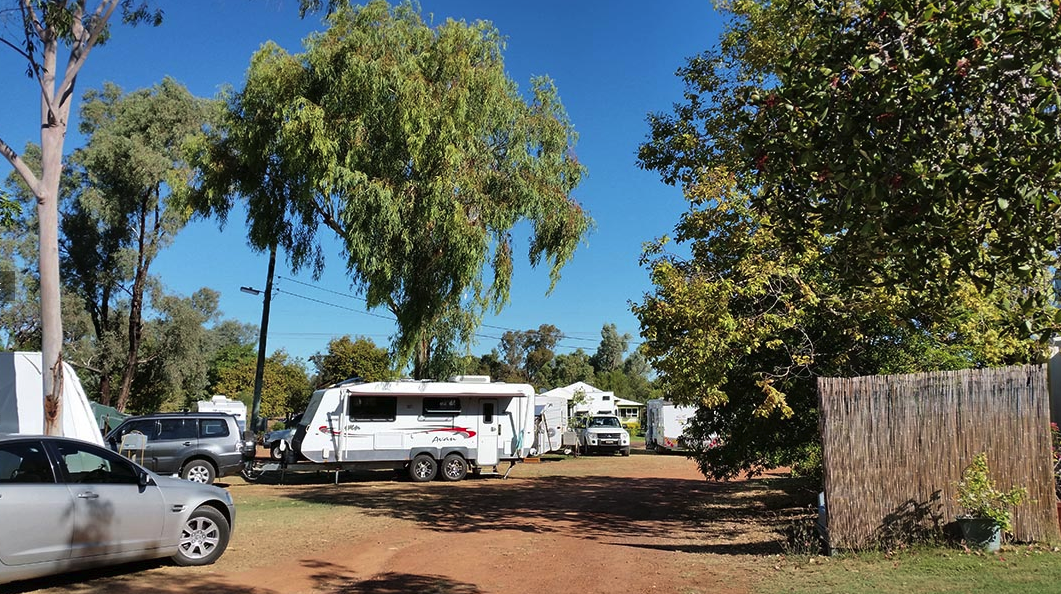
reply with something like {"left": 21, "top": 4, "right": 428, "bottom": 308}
{"left": 4, "top": 447, "right": 812, "bottom": 594}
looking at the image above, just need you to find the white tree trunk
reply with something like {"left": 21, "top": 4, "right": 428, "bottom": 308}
{"left": 39, "top": 126, "right": 64, "bottom": 436}
{"left": 38, "top": 37, "right": 65, "bottom": 436}
{"left": 1, "top": 1, "right": 123, "bottom": 436}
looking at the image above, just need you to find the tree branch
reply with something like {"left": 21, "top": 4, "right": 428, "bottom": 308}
{"left": 0, "top": 135, "right": 41, "bottom": 193}
{"left": 18, "top": 0, "right": 57, "bottom": 120}
{"left": 58, "top": 0, "right": 119, "bottom": 106}
{"left": 20, "top": 0, "right": 46, "bottom": 40}
{"left": 0, "top": 35, "right": 31, "bottom": 61}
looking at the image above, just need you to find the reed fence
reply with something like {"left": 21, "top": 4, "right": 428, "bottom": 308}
{"left": 818, "top": 364, "right": 1058, "bottom": 550}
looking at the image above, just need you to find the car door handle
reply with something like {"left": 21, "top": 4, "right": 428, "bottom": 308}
{"left": 77, "top": 492, "right": 99, "bottom": 499}
{"left": 182, "top": 442, "right": 193, "bottom": 446}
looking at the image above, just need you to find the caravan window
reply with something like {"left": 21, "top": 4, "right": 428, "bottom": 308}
{"left": 422, "top": 397, "right": 461, "bottom": 416}
{"left": 348, "top": 396, "right": 396, "bottom": 422}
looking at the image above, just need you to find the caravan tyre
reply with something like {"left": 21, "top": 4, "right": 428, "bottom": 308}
{"left": 440, "top": 454, "right": 468, "bottom": 481}
{"left": 409, "top": 454, "right": 438, "bottom": 482}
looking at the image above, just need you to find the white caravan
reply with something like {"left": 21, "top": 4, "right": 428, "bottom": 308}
{"left": 197, "top": 395, "right": 248, "bottom": 433}
{"left": 0, "top": 351, "right": 105, "bottom": 446}
{"left": 291, "top": 376, "right": 536, "bottom": 481}
{"left": 533, "top": 395, "right": 571, "bottom": 455}
{"left": 644, "top": 399, "right": 696, "bottom": 452}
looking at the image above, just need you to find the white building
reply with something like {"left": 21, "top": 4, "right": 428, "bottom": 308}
{"left": 539, "top": 382, "right": 644, "bottom": 428}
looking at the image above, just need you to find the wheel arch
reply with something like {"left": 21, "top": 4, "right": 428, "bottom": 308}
{"left": 197, "top": 499, "right": 233, "bottom": 527}
{"left": 181, "top": 455, "right": 219, "bottom": 474}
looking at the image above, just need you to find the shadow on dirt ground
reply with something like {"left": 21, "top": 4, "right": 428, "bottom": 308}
{"left": 0, "top": 561, "right": 257, "bottom": 594}
{"left": 300, "top": 560, "right": 484, "bottom": 594}
{"left": 278, "top": 473, "right": 816, "bottom": 556}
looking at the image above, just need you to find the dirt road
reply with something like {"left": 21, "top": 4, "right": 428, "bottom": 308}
{"left": 4, "top": 449, "right": 811, "bottom": 594}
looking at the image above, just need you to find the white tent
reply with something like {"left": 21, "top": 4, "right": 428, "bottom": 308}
{"left": 0, "top": 351, "right": 105, "bottom": 445}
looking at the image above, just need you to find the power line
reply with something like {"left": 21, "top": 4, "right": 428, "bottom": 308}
{"left": 274, "top": 276, "right": 643, "bottom": 347}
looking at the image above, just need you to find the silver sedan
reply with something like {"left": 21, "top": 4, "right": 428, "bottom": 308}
{"left": 0, "top": 434, "right": 236, "bottom": 585}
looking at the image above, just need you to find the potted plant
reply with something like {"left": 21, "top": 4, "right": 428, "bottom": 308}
{"left": 954, "top": 452, "right": 1027, "bottom": 552}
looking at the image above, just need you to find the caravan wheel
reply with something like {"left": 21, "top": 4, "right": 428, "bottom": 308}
{"left": 409, "top": 454, "right": 438, "bottom": 482}
{"left": 440, "top": 454, "right": 468, "bottom": 481}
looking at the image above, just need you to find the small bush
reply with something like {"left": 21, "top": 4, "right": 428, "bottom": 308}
{"left": 780, "top": 508, "right": 825, "bottom": 556}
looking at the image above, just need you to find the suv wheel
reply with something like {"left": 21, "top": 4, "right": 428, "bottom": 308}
{"left": 182, "top": 459, "right": 216, "bottom": 484}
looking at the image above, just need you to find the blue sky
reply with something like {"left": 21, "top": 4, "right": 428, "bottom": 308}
{"left": 0, "top": 0, "right": 724, "bottom": 365}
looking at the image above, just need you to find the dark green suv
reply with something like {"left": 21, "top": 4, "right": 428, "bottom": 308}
{"left": 105, "top": 412, "right": 255, "bottom": 484}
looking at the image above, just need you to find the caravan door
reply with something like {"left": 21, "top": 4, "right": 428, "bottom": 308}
{"left": 477, "top": 400, "right": 499, "bottom": 466}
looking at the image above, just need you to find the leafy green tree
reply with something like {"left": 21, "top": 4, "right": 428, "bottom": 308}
{"left": 206, "top": 324, "right": 258, "bottom": 393}
{"left": 127, "top": 288, "right": 223, "bottom": 413}
{"left": 590, "top": 323, "right": 630, "bottom": 374}
{"left": 642, "top": 0, "right": 1061, "bottom": 328}
{"left": 190, "top": 1, "right": 590, "bottom": 379}
{"left": 0, "top": 0, "right": 162, "bottom": 434}
{"left": 212, "top": 350, "right": 310, "bottom": 418}
{"left": 310, "top": 335, "right": 393, "bottom": 388}
{"left": 498, "top": 324, "right": 563, "bottom": 384}
{"left": 539, "top": 349, "right": 595, "bottom": 388}
{"left": 636, "top": 0, "right": 1056, "bottom": 479}
{"left": 63, "top": 79, "right": 211, "bottom": 409}
{"left": 633, "top": 182, "right": 1045, "bottom": 478}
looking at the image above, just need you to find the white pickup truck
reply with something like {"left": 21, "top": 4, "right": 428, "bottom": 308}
{"left": 579, "top": 415, "right": 631, "bottom": 456}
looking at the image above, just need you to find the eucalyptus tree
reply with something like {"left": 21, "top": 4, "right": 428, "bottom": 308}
{"left": 191, "top": 1, "right": 590, "bottom": 379}
{"left": 590, "top": 323, "right": 631, "bottom": 374}
{"left": 310, "top": 335, "right": 392, "bottom": 388}
{"left": 64, "top": 78, "right": 211, "bottom": 411}
{"left": 211, "top": 350, "right": 310, "bottom": 418}
{"left": 0, "top": 0, "right": 161, "bottom": 433}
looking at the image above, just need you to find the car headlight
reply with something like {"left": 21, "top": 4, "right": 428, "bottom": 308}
{"left": 621, "top": 435, "right": 630, "bottom": 445}
{"left": 587, "top": 435, "right": 597, "bottom": 444}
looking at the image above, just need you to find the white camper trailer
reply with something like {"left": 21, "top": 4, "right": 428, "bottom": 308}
{"left": 533, "top": 395, "right": 571, "bottom": 455}
{"left": 645, "top": 399, "right": 696, "bottom": 452}
{"left": 288, "top": 376, "right": 536, "bottom": 481}
{"left": 197, "top": 395, "right": 248, "bottom": 433}
{"left": 0, "top": 351, "right": 105, "bottom": 446}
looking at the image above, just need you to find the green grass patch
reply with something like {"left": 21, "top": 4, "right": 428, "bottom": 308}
{"left": 760, "top": 546, "right": 1061, "bottom": 594}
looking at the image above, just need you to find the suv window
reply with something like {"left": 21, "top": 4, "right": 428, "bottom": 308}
{"left": 116, "top": 419, "right": 160, "bottom": 441}
{"left": 200, "top": 418, "right": 230, "bottom": 438}
{"left": 159, "top": 418, "right": 197, "bottom": 440}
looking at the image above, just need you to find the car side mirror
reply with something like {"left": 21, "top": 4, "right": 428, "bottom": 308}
{"left": 138, "top": 470, "right": 154, "bottom": 488}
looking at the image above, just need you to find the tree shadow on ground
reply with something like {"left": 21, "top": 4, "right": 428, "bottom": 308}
{"left": 280, "top": 473, "right": 816, "bottom": 556}
{"left": 301, "top": 560, "right": 483, "bottom": 594}
{"left": 0, "top": 560, "right": 267, "bottom": 594}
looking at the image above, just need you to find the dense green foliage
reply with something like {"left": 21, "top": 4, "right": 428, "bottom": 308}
{"left": 310, "top": 335, "right": 393, "bottom": 387}
{"left": 211, "top": 349, "right": 312, "bottom": 418}
{"left": 459, "top": 322, "right": 659, "bottom": 401}
{"left": 637, "top": 0, "right": 1052, "bottom": 479}
{"left": 63, "top": 78, "right": 212, "bottom": 410}
{"left": 190, "top": 1, "right": 590, "bottom": 378}
{"left": 740, "top": 0, "right": 1061, "bottom": 316}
